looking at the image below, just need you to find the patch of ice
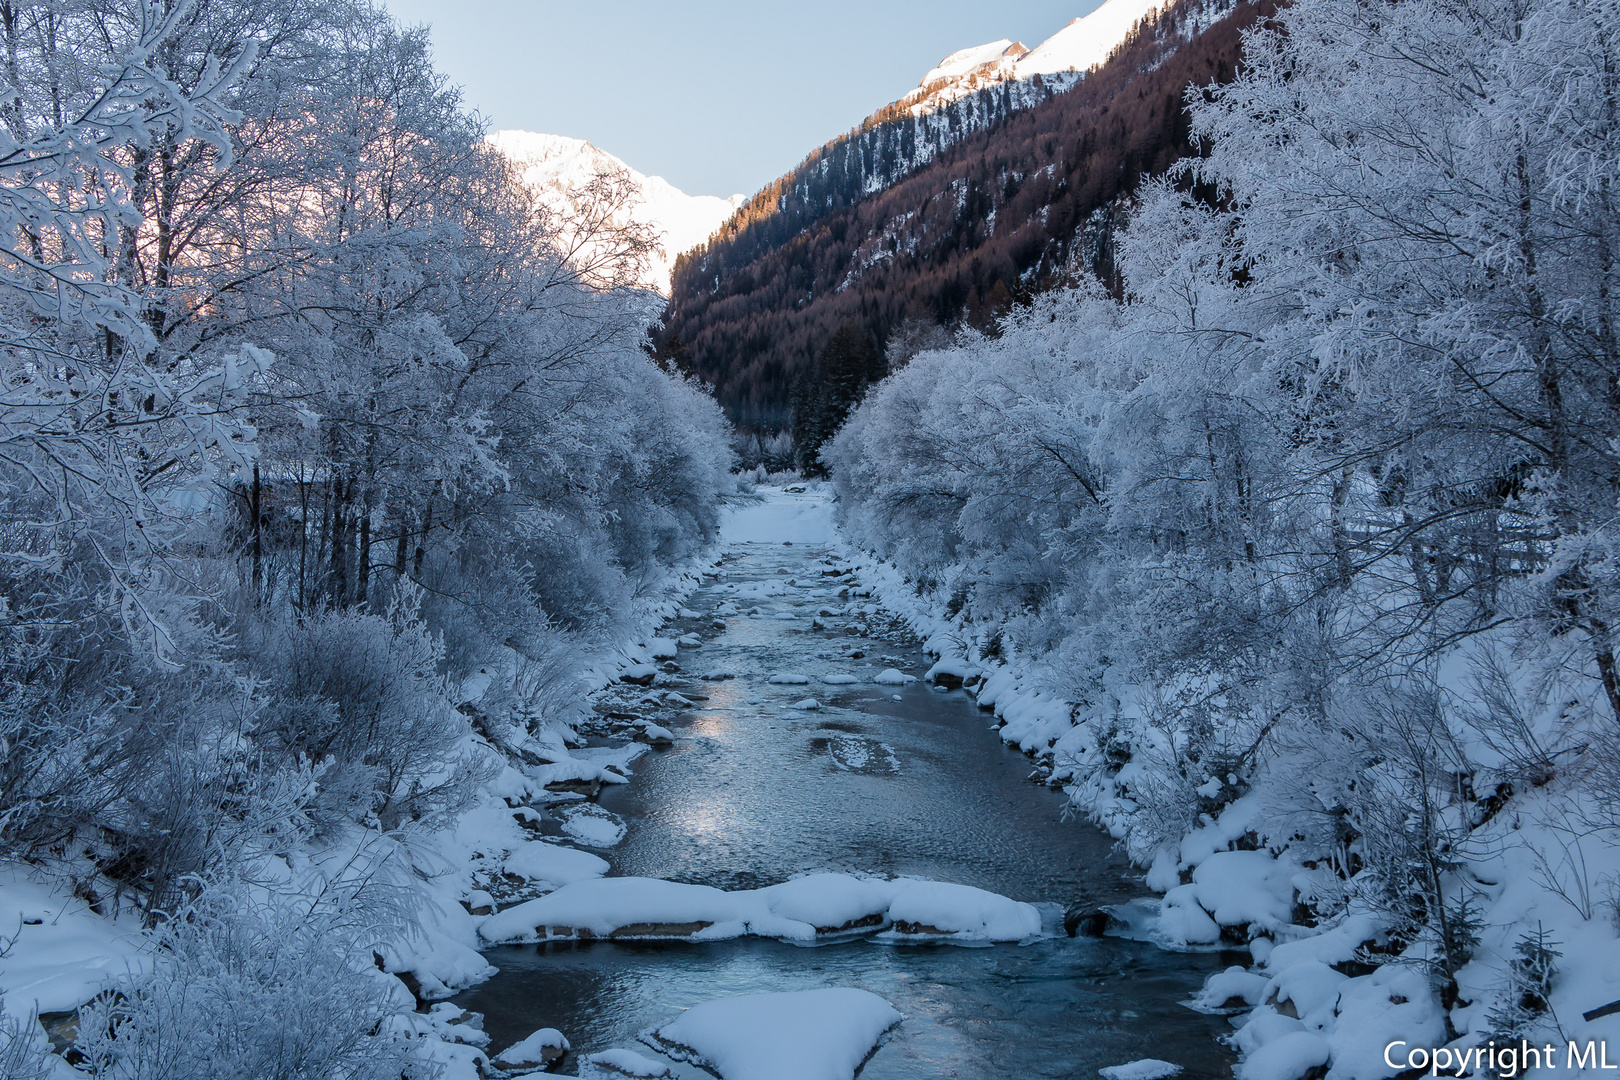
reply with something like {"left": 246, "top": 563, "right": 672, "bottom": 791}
{"left": 560, "top": 806, "right": 627, "bottom": 848}
{"left": 640, "top": 988, "right": 901, "bottom": 1080}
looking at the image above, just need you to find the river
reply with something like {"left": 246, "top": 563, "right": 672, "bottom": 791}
{"left": 454, "top": 492, "right": 1240, "bottom": 1078}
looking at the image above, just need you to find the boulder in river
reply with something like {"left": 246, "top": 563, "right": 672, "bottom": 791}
{"left": 619, "top": 664, "right": 657, "bottom": 686}
{"left": 493, "top": 1027, "right": 570, "bottom": 1072}
{"left": 1063, "top": 905, "right": 1126, "bottom": 938}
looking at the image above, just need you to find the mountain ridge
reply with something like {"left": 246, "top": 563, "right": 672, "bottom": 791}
{"left": 487, "top": 130, "right": 744, "bottom": 295}
{"left": 657, "top": 0, "right": 1257, "bottom": 430}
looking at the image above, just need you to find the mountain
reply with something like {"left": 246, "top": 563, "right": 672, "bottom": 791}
{"left": 488, "top": 130, "right": 744, "bottom": 294}
{"left": 656, "top": 0, "right": 1258, "bottom": 431}
{"left": 902, "top": 0, "right": 1167, "bottom": 114}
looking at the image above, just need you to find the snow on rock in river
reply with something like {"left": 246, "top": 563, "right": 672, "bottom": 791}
{"left": 493, "top": 1026, "right": 570, "bottom": 1071}
{"left": 768, "top": 672, "right": 810, "bottom": 684}
{"left": 640, "top": 988, "right": 902, "bottom": 1080}
{"left": 1099, "top": 1061, "right": 1184, "bottom": 1080}
{"left": 478, "top": 872, "right": 1041, "bottom": 944}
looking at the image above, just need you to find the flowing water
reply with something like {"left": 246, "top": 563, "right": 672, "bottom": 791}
{"left": 455, "top": 519, "right": 1240, "bottom": 1078}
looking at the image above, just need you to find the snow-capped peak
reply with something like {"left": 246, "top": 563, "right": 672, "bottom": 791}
{"left": 487, "top": 130, "right": 743, "bottom": 295}
{"left": 1015, "top": 0, "right": 1164, "bottom": 77}
{"left": 900, "top": 0, "right": 1165, "bottom": 117}
{"left": 918, "top": 40, "right": 1028, "bottom": 88}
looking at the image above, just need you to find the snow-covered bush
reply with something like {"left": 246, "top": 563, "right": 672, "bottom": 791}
{"left": 0, "top": 995, "right": 53, "bottom": 1080}
{"left": 240, "top": 587, "right": 480, "bottom": 832}
{"left": 76, "top": 884, "right": 421, "bottom": 1080}
{"left": 829, "top": 0, "right": 1620, "bottom": 1068}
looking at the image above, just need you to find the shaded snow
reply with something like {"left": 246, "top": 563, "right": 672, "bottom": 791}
{"left": 478, "top": 873, "right": 1041, "bottom": 944}
{"left": 721, "top": 488, "right": 838, "bottom": 545}
{"left": 1099, "top": 1060, "right": 1184, "bottom": 1080}
{"left": 639, "top": 987, "right": 902, "bottom": 1080}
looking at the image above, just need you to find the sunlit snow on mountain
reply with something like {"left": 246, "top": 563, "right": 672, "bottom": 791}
{"left": 488, "top": 130, "right": 744, "bottom": 295}
{"left": 902, "top": 0, "right": 1165, "bottom": 114}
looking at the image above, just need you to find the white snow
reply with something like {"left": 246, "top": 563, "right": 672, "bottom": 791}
{"left": 1099, "top": 1060, "right": 1184, "bottom": 1080}
{"left": 1014, "top": 0, "right": 1163, "bottom": 77}
{"left": 503, "top": 841, "right": 611, "bottom": 886}
{"left": 873, "top": 669, "right": 916, "bottom": 685}
{"left": 559, "top": 806, "right": 628, "bottom": 848}
{"left": 478, "top": 873, "right": 1041, "bottom": 944}
{"left": 919, "top": 39, "right": 1027, "bottom": 86}
{"left": 721, "top": 488, "right": 838, "bottom": 545}
{"left": 821, "top": 673, "right": 860, "bottom": 684}
{"left": 769, "top": 673, "right": 811, "bottom": 685}
{"left": 648, "top": 638, "right": 679, "bottom": 659}
{"left": 0, "top": 865, "right": 147, "bottom": 1020}
{"left": 582, "top": 1048, "right": 675, "bottom": 1078}
{"left": 791, "top": 697, "right": 822, "bottom": 710}
{"left": 487, "top": 130, "right": 743, "bottom": 294}
{"left": 640, "top": 988, "right": 902, "bottom": 1080}
{"left": 1237, "top": 1031, "right": 1330, "bottom": 1080}
{"left": 494, "top": 1026, "right": 569, "bottom": 1066}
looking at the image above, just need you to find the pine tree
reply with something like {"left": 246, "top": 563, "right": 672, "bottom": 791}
{"left": 792, "top": 322, "right": 886, "bottom": 475}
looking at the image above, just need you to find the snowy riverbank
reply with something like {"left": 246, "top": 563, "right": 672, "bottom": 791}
{"left": 0, "top": 485, "right": 1072, "bottom": 1079}
{"left": 829, "top": 503, "right": 1620, "bottom": 1080}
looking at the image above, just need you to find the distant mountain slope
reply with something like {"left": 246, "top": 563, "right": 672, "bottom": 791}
{"left": 488, "top": 131, "right": 743, "bottom": 294}
{"left": 657, "top": 0, "right": 1258, "bottom": 429}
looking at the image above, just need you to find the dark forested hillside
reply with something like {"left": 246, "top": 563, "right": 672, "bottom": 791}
{"left": 656, "top": 0, "right": 1262, "bottom": 430}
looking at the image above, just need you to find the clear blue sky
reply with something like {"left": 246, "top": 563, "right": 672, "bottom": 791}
{"left": 382, "top": 0, "right": 1100, "bottom": 199}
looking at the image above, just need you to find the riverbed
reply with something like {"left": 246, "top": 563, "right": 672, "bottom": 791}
{"left": 455, "top": 492, "right": 1239, "bottom": 1078}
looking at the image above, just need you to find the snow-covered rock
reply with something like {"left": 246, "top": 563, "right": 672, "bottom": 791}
{"left": 493, "top": 1026, "right": 569, "bottom": 1072}
{"left": 1099, "top": 1061, "right": 1184, "bottom": 1080}
{"left": 503, "top": 841, "right": 611, "bottom": 887}
{"left": 1237, "top": 1031, "right": 1330, "bottom": 1080}
{"left": 640, "top": 988, "right": 902, "bottom": 1080}
{"left": 478, "top": 873, "right": 1041, "bottom": 945}
{"left": 769, "top": 673, "right": 810, "bottom": 685}
{"left": 873, "top": 669, "right": 916, "bottom": 685}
